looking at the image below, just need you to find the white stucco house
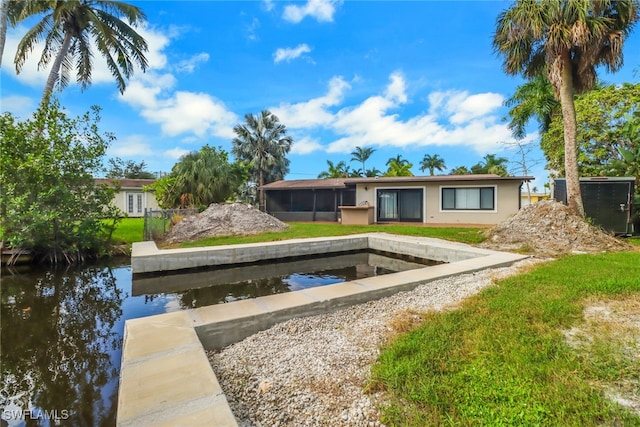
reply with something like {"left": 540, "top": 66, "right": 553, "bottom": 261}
{"left": 261, "top": 174, "right": 534, "bottom": 226}
{"left": 95, "top": 178, "right": 159, "bottom": 217}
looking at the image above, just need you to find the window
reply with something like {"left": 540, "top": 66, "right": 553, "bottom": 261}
{"left": 442, "top": 187, "right": 495, "bottom": 210}
{"left": 137, "top": 194, "right": 143, "bottom": 213}
{"left": 128, "top": 194, "right": 134, "bottom": 213}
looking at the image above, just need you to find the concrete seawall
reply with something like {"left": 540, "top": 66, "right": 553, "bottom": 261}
{"left": 118, "top": 234, "right": 527, "bottom": 426}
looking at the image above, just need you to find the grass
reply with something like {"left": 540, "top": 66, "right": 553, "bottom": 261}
{"left": 173, "top": 222, "right": 487, "bottom": 248}
{"left": 369, "top": 251, "right": 640, "bottom": 426}
{"left": 108, "top": 217, "right": 144, "bottom": 245}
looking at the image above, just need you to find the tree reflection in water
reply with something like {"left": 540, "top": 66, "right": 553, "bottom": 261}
{"left": 1, "top": 264, "right": 124, "bottom": 426}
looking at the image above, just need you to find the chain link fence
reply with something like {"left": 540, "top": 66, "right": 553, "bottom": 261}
{"left": 142, "top": 208, "right": 198, "bottom": 241}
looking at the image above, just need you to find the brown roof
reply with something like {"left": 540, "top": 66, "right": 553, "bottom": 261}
{"left": 261, "top": 174, "right": 534, "bottom": 190}
{"left": 95, "top": 178, "right": 156, "bottom": 189}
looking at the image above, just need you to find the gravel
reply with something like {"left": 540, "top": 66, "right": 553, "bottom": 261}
{"left": 207, "top": 257, "right": 545, "bottom": 426}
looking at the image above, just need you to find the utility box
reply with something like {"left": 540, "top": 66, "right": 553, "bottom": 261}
{"left": 553, "top": 177, "right": 635, "bottom": 235}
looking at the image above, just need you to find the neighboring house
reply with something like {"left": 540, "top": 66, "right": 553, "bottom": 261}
{"left": 520, "top": 192, "right": 550, "bottom": 207}
{"left": 95, "top": 178, "right": 159, "bottom": 217}
{"left": 261, "top": 174, "right": 533, "bottom": 225}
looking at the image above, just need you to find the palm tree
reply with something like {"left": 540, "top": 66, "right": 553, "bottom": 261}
{"left": 350, "top": 146, "right": 376, "bottom": 177}
{"left": 386, "top": 154, "right": 410, "bottom": 168}
{"left": 471, "top": 154, "right": 509, "bottom": 176}
{"left": 14, "top": 0, "right": 149, "bottom": 106}
{"left": 493, "top": 0, "right": 639, "bottom": 216}
{"left": 365, "top": 167, "right": 382, "bottom": 177}
{"left": 419, "top": 153, "right": 446, "bottom": 176}
{"left": 384, "top": 157, "right": 414, "bottom": 177}
{"left": 169, "top": 145, "right": 246, "bottom": 209}
{"left": 232, "top": 110, "right": 293, "bottom": 211}
{"left": 504, "top": 74, "right": 560, "bottom": 140}
{"left": 449, "top": 165, "right": 471, "bottom": 175}
{"left": 0, "top": 0, "right": 48, "bottom": 67}
{"left": 318, "top": 160, "right": 350, "bottom": 178}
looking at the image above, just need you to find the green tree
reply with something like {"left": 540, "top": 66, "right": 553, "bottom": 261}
{"left": 493, "top": 0, "right": 639, "bottom": 216}
{"left": 449, "top": 165, "right": 471, "bottom": 175}
{"left": 541, "top": 83, "right": 640, "bottom": 177}
{"left": 232, "top": 110, "right": 293, "bottom": 211}
{"left": 13, "top": 0, "right": 149, "bottom": 105}
{"left": 365, "top": 167, "right": 382, "bottom": 177}
{"left": 152, "top": 145, "right": 247, "bottom": 209}
{"left": 350, "top": 146, "right": 376, "bottom": 177}
{"left": 419, "top": 153, "right": 446, "bottom": 176}
{"left": 504, "top": 74, "right": 560, "bottom": 140}
{"left": 384, "top": 155, "right": 413, "bottom": 177}
{"left": 318, "top": 160, "right": 351, "bottom": 178}
{"left": 470, "top": 154, "right": 509, "bottom": 176}
{"left": 105, "top": 157, "right": 155, "bottom": 179}
{"left": 0, "top": 100, "right": 121, "bottom": 264}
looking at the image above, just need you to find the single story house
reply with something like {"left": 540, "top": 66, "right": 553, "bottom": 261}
{"left": 95, "top": 178, "right": 159, "bottom": 218}
{"left": 261, "top": 174, "right": 534, "bottom": 226}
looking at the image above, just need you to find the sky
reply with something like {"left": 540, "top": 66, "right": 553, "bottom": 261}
{"left": 1, "top": 0, "right": 639, "bottom": 191}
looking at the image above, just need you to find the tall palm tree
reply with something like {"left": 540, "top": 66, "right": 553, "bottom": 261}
{"left": 384, "top": 158, "right": 414, "bottom": 177}
{"left": 14, "top": 0, "right": 149, "bottom": 106}
{"left": 504, "top": 74, "right": 559, "bottom": 140}
{"left": 317, "top": 160, "right": 350, "bottom": 178}
{"left": 493, "top": 0, "right": 639, "bottom": 216}
{"left": 0, "top": 0, "right": 48, "bottom": 67}
{"left": 419, "top": 153, "right": 446, "bottom": 176}
{"left": 449, "top": 165, "right": 471, "bottom": 175}
{"left": 232, "top": 110, "right": 293, "bottom": 211}
{"left": 350, "top": 146, "right": 376, "bottom": 177}
{"left": 471, "top": 154, "right": 509, "bottom": 176}
{"left": 386, "top": 154, "right": 410, "bottom": 168}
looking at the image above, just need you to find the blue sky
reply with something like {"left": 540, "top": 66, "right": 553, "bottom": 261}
{"left": 2, "top": 0, "right": 639, "bottom": 191}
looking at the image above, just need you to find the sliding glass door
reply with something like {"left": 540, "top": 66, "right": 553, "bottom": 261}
{"left": 377, "top": 189, "right": 423, "bottom": 222}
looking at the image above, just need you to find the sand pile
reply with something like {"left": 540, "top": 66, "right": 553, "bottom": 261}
{"left": 482, "top": 200, "right": 633, "bottom": 257}
{"left": 165, "top": 203, "right": 289, "bottom": 244}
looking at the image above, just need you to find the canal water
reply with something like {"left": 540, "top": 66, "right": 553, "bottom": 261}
{"left": 0, "top": 251, "right": 427, "bottom": 426}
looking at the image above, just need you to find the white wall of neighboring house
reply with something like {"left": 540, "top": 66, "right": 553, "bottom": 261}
{"left": 96, "top": 179, "right": 159, "bottom": 217}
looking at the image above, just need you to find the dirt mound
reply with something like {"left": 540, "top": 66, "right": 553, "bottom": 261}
{"left": 165, "top": 203, "right": 289, "bottom": 244}
{"left": 481, "top": 200, "right": 633, "bottom": 257}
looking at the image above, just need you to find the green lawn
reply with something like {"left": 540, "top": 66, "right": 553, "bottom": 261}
{"left": 108, "top": 217, "right": 145, "bottom": 245}
{"left": 369, "top": 251, "right": 640, "bottom": 426}
{"left": 174, "top": 222, "right": 487, "bottom": 248}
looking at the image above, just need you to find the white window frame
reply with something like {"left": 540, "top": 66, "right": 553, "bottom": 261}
{"left": 438, "top": 185, "right": 498, "bottom": 213}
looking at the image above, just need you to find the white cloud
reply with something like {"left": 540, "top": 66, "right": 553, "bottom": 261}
{"left": 291, "top": 136, "right": 324, "bottom": 155}
{"left": 283, "top": 0, "right": 339, "bottom": 23}
{"left": 165, "top": 147, "right": 190, "bottom": 160}
{"left": 272, "top": 76, "right": 350, "bottom": 128}
{"left": 273, "top": 44, "right": 312, "bottom": 63}
{"left": 109, "top": 134, "right": 154, "bottom": 157}
{"left": 136, "top": 91, "right": 237, "bottom": 138}
{"left": 263, "top": 0, "right": 275, "bottom": 12}
{"left": 384, "top": 71, "right": 408, "bottom": 104}
{"left": 246, "top": 18, "right": 261, "bottom": 41}
{"left": 176, "top": 53, "right": 210, "bottom": 73}
{"left": 323, "top": 75, "right": 516, "bottom": 155}
{"left": 0, "top": 95, "right": 35, "bottom": 117}
{"left": 3, "top": 23, "right": 169, "bottom": 90}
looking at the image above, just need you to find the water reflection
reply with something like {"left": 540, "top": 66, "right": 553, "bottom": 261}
{"left": 1, "top": 262, "right": 126, "bottom": 427}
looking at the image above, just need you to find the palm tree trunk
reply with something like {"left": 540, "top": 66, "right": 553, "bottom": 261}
{"left": 41, "top": 30, "right": 73, "bottom": 107}
{"left": 558, "top": 53, "right": 585, "bottom": 217}
{"left": 0, "top": 0, "right": 8, "bottom": 68}
{"left": 258, "top": 169, "right": 265, "bottom": 212}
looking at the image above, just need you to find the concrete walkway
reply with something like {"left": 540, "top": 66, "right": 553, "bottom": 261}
{"left": 117, "top": 234, "right": 527, "bottom": 426}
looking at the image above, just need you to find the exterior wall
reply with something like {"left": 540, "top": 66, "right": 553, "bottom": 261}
{"left": 111, "top": 189, "right": 160, "bottom": 218}
{"left": 356, "top": 180, "right": 523, "bottom": 225}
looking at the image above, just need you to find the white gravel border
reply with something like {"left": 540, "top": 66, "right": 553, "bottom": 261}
{"left": 208, "top": 257, "right": 546, "bottom": 426}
